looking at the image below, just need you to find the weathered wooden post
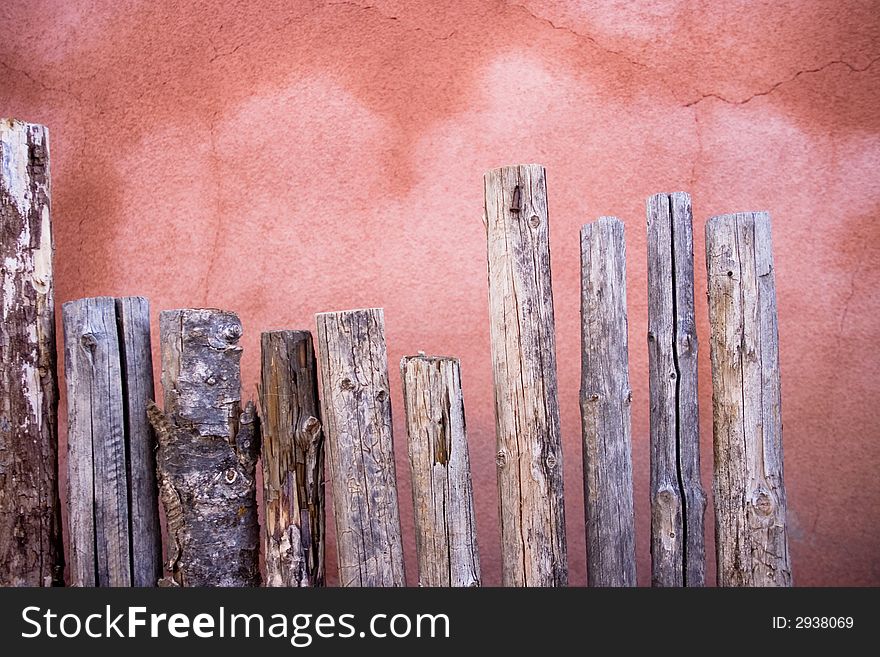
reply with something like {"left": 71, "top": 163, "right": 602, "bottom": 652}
{"left": 483, "top": 164, "right": 567, "bottom": 587}
{"left": 706, "top": 212, "right": 791, "bottom": 587}
{"left": 147, "top": 309, "right": 260, "bottom": 587}
{"left": 0, "top": 119, "right": 62, "bottom": 586}
{"left": 580, "top": 216, "right": 637, "bottom": 587}
{"left": 315, "top": 308, "right": 405, "bottom": 587}
{"left": 63, "top": 296, "right": 162, "bottom": 587}
{"left": 401, "top": 353, "right": 480, "bottom": 587}
{"left": 646, "top": 193, "right": 706, "bottom": 587}
{"left": 260, "top": 330, "right": 325, "bottom": 587}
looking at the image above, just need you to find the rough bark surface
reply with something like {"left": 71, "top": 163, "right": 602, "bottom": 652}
{"left": 0, "top": 119, "right": 62, "bottom": 586}
{"left": 260, "top": 330, "right": 325, "bottom": 587}
{"left": 580, "top": 216, "right": 637, "bottom": 587}
{"left": 706, "top": 212, "right": 791, "bottom": 587}
{"left": 63, "top": 297, "right": 131, "bottom": 586}
{"left": 115, "top": 296, "right": 162, "bottom": 586}
{"left": 646, "top": 193, "right": 706, "bottom": 587}
{"left": 315, "top": 308, "right": 405, "bottom": 587}
{"left": 483, "top": 164, "right": 567, "bottom": 587}
{"left": 148, "top": 309, "right": 260, "bottom": 587}
{"left": 401, "top": 354, "right": 480, "bottom": 587}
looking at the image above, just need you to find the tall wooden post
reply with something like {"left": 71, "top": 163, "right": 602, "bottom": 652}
{"left": 706, "top": 212, "right": 791, "bottom": 587}
{"left": 260, "top": 330, "right": 325, "bottom": 587}
{"left": 401, "top": 353, "right": 481, "bottom": 587}
{"left": 580, "top": 216, "right": 637, "bottom": 587}
{"left": 148, "top": 309, "right": 260, "bottom": 587}
{"left": 646, "top": 193, "right": 706, "bottom": 587}
{"left": 315, "top": 308, "right": 405, "bottom": 587}
{"left": 0, "top": 119, "right": 62, "bottom": 586}
{"left": 483, "top": 164, "right": 567, "bottom": 587}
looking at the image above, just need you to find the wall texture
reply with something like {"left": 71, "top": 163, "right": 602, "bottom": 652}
{"left": 2, "top": 0, "right": 878, "bottom": 586}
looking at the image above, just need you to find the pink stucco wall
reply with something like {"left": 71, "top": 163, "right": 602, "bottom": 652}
{"left": 2, "top": 0, "right": 878, "bottom": 586}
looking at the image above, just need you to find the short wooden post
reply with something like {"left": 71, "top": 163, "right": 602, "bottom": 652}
{"left": 147, "top": 309, "right": 260, "bottom": 587}
{"left": 260, "top": 330, "right": 325, "bottom": 587}
{"left": 646, "top": 193, "right": 706, "bottom": 587}
{"left": 63, "top": 296, "right": 162, "bottom": 587}
{"left": 401, "top": 354, "right": 481, "bottom": 587}
{"left": 706, "top": 212, "right": 791, "bottom": 587}
{"left": 315, "top": 308, "right": 405, "bottom": 587}
{"left": 580, "top": 216, "right": 637, "bottom": 587}
{"left": 0, "top": 119, "right": 63, "bottom": 586}
{"left": 483, "top": 164, "right": 568, "bottom": 587}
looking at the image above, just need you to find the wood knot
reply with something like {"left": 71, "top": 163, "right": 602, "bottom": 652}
{"left": 529, "top": 214, "right": 541, "bottom": 228}
{"left": 647, "top": 332, "right": 656, "bottom": 342}
{"left": 753, "top": 491, "right": 774, "bottom": 516}
{"left": 545, "top": 454, "right": 557, "bottom": 469}
{"left": 495, "top": 450, "right": 508, "bottom": 468}
{"left": 223, "top": 324, "right": 242, "bottom": 342}
{"left": 80, "top": 333, "right": 98, "bottom": 351}
{"left": 376, "top": 389, "right": 387, "bottom": 402}
{"left": 223, "top": 468, "right": 238, "bottom": 484}
{"left": 340, "top": 378, "right": 355, "bottom": 391}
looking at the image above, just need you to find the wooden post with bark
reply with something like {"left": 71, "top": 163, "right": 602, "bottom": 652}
{"left": 315, "top": 308, "right": 405, "bottom": 587}
{"left": 706, "top": 212, "right": 791, "bottom": 587}
{"left": 401, "top": 353, "right": 481, "bottom": 587}
{"left": 646, "top": 193, "right": 706, "bottom": 587}
{"left": 260, "top": 330, "right": 325, "bottom": 587}
{"left": 63, "top": 296, "right": 162, "bottom": 587}
{"left": 580, "top": 216, "right": 637, "bottom": 587}
{"left": 0, "top": 119, "right": 62, "bottom": 586}
{"left": 147, "top": 309, "right": 260, "bottom": 587}
{"left": 483, "top": 164, "right": 567, "bottom": 587}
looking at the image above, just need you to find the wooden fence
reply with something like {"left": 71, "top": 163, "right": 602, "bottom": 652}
{"left": 0, "top": 119, "right": 791, "bottom": 587}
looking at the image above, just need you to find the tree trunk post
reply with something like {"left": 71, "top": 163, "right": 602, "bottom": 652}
{"left": 646, "top": 193, "right": 706, "bottom": 587}
{"left": 260, "top": 330, "right": 325, "bottom": 587}
{"left": 147, "top": 309, "right": 260, "bottom": 587}
{"left": 483, "top": 164, "right": 567, "bottom": 587}
{"left": 401, "top": 353, "right": 481, "bottom": 587}
{"left": 706, "top": 212, "right": 791, "bottom": 587}
{"left": 63, "top": 296, "right": 162, "bottom": 587}
{"left": 580, "top": 216, "right": 637, "bottom": 587}
{"left": 315, "top": 308, "right": 405, "bottom": 587}
{"left": 0, "top": 118, "right": 62, "bottom": 586}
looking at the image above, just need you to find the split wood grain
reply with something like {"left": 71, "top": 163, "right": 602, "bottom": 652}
{"left": 63, "top": 297, "right": 131, "bottom": 587}
{"left": 315, "top": 308, "right": 405, "bottom": 587}
{"left": 148, "top": 309, "right": 260, "bottom": 587}
{"left": 646, "top": 193, "right": 706, "bottom": 587}
{"left": 260, "top": 330, "right": 325, "bottom": 587}
{"left": 401, "top": 354, "right": 480, "bottom": 587}
{"left": 580, "top": 216, "right": 637, "bottom": 587}
{"left": 0, "top": 119, "right": 63, "bottom": 586}
{"left": 706, "top": 212, "right": 791, "bottom": 587}
{"left": 483, "top": 164, "right": 567, "bottom": 587}
{"left": 115, "top": 296, "right": 162, "bottom": 587}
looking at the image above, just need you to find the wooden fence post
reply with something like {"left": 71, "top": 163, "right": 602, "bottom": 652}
{"left": 63, "top": 296, "right": 162, "bottom": 587}
{"left": 315, "top": 308, "right": 405, "bottom": 587}
{"left": 147, "top": 309, "right": 260, "bottom": 587}
{"left": 0, "top": 119, "right": 62, "bottom": 586}
{"left": 260, "top": 330, "right": 325, "bottom": 587}
{"left": 401, "top": 353, "right": 481, "bottom": 587}
{"left": 483, "top": 164, "right": 567, "bottom": 587}
{"left": 580, "top": 216, "right": 637, "bottom": 587}
{"left": 646, "top": 193, "right": 706, "bottom": 587}
{"left": 706, "top": 212, "right": 791, "bottom": 587}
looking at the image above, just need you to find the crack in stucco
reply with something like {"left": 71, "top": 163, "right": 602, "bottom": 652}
{"left": 502, "top": 1, "right": 649, "bottom": 70}
{"left": 684, "top": 56, "right": 880, "bottom": 107}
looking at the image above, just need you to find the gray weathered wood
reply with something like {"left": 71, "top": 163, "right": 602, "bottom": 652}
{"left": 260, "top": 330, "right": 325, "bottom": 587}
{"left": 580, "top": 216, "right": 637, "bottom": 587}
{"left": 706, "top": 212, "right": 791, "bottom": 587}
{"left": 147, "top": 309, "right": 260, "bottom": 587}
{"left": 483, "top": 164, "right": 567, "bottom": 587}
{"left": 63, "top": 297, "right": 131, "bottom": 587}
{"left": 0, "top": 119, "right": 62, "bottom": 586}
{"left": 115, "top": 296, "right": 162, "bottom": 586}
{"left": 315, "top": 308, "right": 405, "bottom": 587}
{"left": 646, "top": 193, "right": 706, "bottom": 587}
{"left": 401, "top": 353, "right": 481, "bottom": 587}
